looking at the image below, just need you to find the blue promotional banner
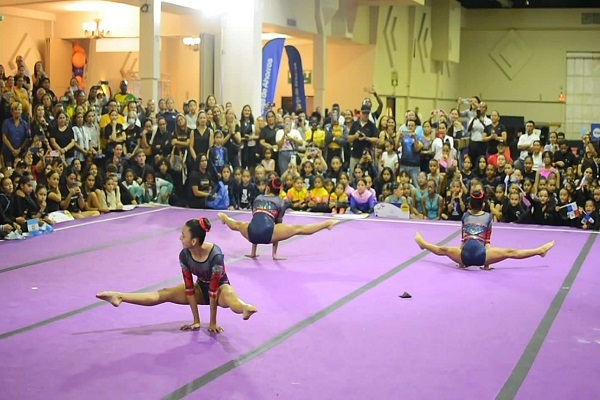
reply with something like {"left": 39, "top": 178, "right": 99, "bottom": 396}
{"left": 285, "top": 45, "right": 307, "bottom": 113}
{"left": 591, "top": 123, "right": 600, "bottom": 142}
{"left": 261, "top": 38, "right": 286, "bottom": 116}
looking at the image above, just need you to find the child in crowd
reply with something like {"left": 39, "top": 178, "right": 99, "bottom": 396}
{"left": 287, "top": 176, "right": 308, "bottom": 211}
{"left": 208, "top": 131, "right": 228, "bottom": 180}
{"left": 237, "top": 169, "right": 258, "bottom": 210}
{"left": 219, "top": 165, "right": 239, "bottom": 210}
{"left": 502, "top": 191, "right": 528, "bottom": 224}
{"left": 442, "top": 179, "right": 466, "bottom": 221}
{"left": 122, "top": 169, "right": 144, "bottom": 204}
{"left": 301, "top": 160, "right": 316, "bottom": 190}
{"left": 349, "top": 178, "right": 376, "bottom": 214}
{"left": 324, "top": 156, "right": 343, "bottom": 185}
{"left": 261, "top": 148, "right": 276, "bottom": 175}
{"left": 578, "top": 199, "right": 599, "bottom": 230}
{"left": 330, "top": 182, "right": 348, "bottom": 214}
{"left": 307, "top": 176, "right": 330, "bottom": 212}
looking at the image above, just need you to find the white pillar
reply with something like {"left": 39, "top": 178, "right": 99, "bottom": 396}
{"left": 313, "top": 32, "right": 327, "bottom": 114}
{"left": 139, "top": 0, "right": 161, "bottom": 102}
{"left": 219, "top": 0, "right": 262, "bottom": 114}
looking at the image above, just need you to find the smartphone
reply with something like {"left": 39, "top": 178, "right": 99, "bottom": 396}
{"left": 36, "top": 135, "right": 45, "bottom": 141}
{"left": 49, "top": 150, "right": 60, "bottom": 157}
{"left": 30, "top": 147, "right": 40, "bottom": 154}
{"left": 461, "top": 99, "right": 470, "bottom": 105}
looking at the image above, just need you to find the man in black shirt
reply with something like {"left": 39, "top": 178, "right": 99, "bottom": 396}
{"left": 347, "top": 104, "right": 378, "bottom": 173}
{"left": 553, "top": 139, "right": 579, "bottom": 174}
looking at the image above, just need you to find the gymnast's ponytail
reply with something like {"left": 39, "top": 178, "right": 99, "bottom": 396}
{"left": 185, "top": 217, "right": 212, "bottom": 244}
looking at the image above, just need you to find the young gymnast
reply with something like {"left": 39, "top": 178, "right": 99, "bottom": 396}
{"left": 218, "top": 177, "right": 339, "bottom": 260}
{"left": 415, "top": 189, "right": 554, "bottom": 270}
{"left": 96, "top": 217, "right": 257, "bottom": 333}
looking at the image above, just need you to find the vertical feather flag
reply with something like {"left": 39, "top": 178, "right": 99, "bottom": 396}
{"left": 261, "top": 39, "right": 286, "bottom": 116}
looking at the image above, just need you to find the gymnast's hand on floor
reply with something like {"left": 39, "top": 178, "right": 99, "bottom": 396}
{"left": 180, "top": 322, "right": 201, "bottom": 331}
{"left": 208, "top": 324, "right": 224, "bottom": 333}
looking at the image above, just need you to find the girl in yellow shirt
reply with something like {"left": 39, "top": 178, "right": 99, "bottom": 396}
{"left": 286, "top": 176, "right": 308, "bottom": 210}
{"left": 307, "top": 176, "right": 330, "bottom": 212}
{"left": 330, "top": 182, "right": 349, "bottom": 214}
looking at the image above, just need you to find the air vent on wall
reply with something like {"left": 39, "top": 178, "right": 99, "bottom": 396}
{"left": 581, "top": 13, "right": 600, "bottom": 25}
{"left": 286, "top": 18, "right": 297, "bottom": 27}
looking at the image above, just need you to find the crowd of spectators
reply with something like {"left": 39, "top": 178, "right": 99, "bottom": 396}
{"left": 1, "top": 56, "right": 600, "bottom": 240}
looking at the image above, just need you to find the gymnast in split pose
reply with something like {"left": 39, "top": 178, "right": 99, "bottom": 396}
{"left": 218, "top": 177, "right": 340, "bottom": 260}
{"left": 415, "top": 189, "right": 554, "bottom": 270}
{"left": 96, "top": 217, "right": 257, "bottom": 333}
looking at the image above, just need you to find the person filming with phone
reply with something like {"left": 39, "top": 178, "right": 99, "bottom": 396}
{"left": 348, "top": 104, "right": 378, "bottom": 173}
{"left": 275, "top": 115, "right": 303, "bottom": 174}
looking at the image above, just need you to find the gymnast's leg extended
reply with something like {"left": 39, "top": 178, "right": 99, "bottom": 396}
{"left": 96, "top": 283, "right": 204, "bottom": 307}
{"left": 415, "top": 232, "right": 555, "bottom": 269}
{"left": 414, "top": 232, "right": 464, "bottom": 266}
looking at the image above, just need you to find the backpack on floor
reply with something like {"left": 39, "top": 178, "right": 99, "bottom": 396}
{"left": 207, "top": 182, "right": 230, "bottom": 210}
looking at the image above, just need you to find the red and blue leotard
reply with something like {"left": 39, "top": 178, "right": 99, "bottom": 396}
{"left": 460, "top": 211, "right": 493, "bottom": 266}
{"left": 179, "top": 244, "right": 229, "bottom": 303}
{"left": 247, "top": 195, "right": 288, "bottom": 244}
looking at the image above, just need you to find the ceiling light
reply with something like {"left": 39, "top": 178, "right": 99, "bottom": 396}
{"left": 83, "top": 19, "right": 110, "bottom": 39}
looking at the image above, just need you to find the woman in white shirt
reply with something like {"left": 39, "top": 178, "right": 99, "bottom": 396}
{"left": 275, "top": 115, "right": 304, "bottom": 174}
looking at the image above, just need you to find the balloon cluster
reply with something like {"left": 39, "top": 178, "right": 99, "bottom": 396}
{"left": 71, "top": 43, "right": 87, "bottom": 90}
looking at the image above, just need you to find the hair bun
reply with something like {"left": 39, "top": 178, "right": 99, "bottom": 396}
{"left": 270, "top": 177, "right": 282, "bottom": 190}
{"left": 199, "top": 217, "right": 211, "bottom": 232}
{"left": 471, "top": 190, "right": 484, "bottom": 200}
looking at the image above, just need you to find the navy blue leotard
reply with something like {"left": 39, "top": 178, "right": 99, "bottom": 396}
{"left": 179, "top": 245, "right": 229, "bottom": 304}
{"left": 460, "top": 211, "right": 493, "bottom": 267}
{"left": 247, "top": 195, "right": 287, "bottom": 244}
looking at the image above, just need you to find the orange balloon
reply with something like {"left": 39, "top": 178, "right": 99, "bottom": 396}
{"left": 75, "top": 75, "right": 85, "bottom": 89}
{"left": 72, "top": 52, "right": 86, "bottom": 68}
{"left": 72, "top": 43, "right": 85, "bottom": 55}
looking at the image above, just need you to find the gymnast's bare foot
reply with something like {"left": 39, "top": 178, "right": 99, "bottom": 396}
{"left": 540, "top": 241, "right": 555, "bottom": 257}
{"left": 414, "top": 232, "right": 426, "bottom": 250}
{"left": 96, "top": 291, "right": 122, "bottom": 307}
{"left": 273, "top": 254, "right": 287, "bottom": 261}
{"left": 328, "top": 220, "right": 341, "bottom": 229}
{"left": 217, "top": 212, "right": 229, "bottom": 224}
{"left": 242, "top": 304, "right": 258, "bottom": 320}
{"left": 245, "top": 253, "right": 259, "bottom": 259}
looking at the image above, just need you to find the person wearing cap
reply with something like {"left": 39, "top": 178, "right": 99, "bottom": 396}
{"left": 487, "top": 140, "right": 513, "bottom": 168}
{"left": 218, "top": 178, "right": 340, "bottom": 260}
{"left": 347, "top": 104, "right": 378, "bottom": 173}
{"left": 363, "top": 86, "right": 383, "bottom": 124}
{"left": 415, "top": 187, "right": 554, "bottom": 270}
{"left": 114, "top": 80, "right": 137, "bottom": 113}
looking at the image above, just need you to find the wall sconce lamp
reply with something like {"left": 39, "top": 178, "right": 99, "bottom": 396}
{"left": 183, "top": 37, "right": 201, "bottom": 51}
